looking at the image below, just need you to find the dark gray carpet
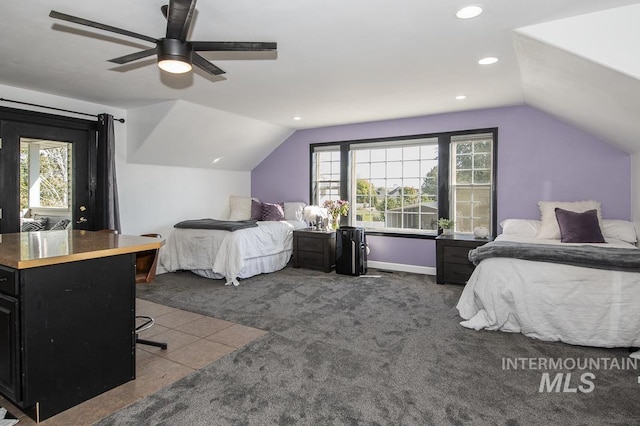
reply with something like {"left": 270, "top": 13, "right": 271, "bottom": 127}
{"left": 98, "top": 266, "right": 640, "bottom": 425}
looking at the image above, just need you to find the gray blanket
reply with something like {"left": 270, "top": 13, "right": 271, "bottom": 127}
{"left": 468, "top": 241, "right": 640, "bottom": 272}
{"left": 174, "top": 218, "right": 258, "bottom": 231}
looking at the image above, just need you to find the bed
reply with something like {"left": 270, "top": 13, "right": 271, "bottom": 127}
{"left": 456, "top": 207, "right": 640, "bottom": 348}
{"left": 160, "top": 197, "right": 309, "bottom": 286}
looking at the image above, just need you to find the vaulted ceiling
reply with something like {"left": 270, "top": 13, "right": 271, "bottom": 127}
{"left": 1, "top": 1, "right": 638, "bottom": 170}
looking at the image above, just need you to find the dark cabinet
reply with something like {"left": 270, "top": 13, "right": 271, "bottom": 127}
{"left": 292, "top": 230, "right": 336, "bottom": 272}
{"left": 0, "top": 292, "right": 19, "bottom": 402}
{"left": 436, "top": 234, "right": 492, "bottom": 284}
{"left": 0, "top": 254, "right": 136, "bottom": 421}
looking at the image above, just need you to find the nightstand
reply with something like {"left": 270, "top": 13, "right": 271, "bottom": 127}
{"left": 436, "top": 234, "right": 493, "bottom": 284}
{"left": 292, "top": 229, "right": 336, "bottom": 272}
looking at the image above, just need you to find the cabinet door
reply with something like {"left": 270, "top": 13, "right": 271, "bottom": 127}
{"left": 21, "top": 254, "right": 135, "bottom": 420}
{"left": 0, "top": 293, "right": 20, "bottom": 402}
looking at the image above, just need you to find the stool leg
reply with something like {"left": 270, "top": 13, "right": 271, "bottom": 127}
{"left": 136, "top": 337, "right": 168, "bottom": 350}
{"left": 135, "top": 315, "right": 168, "bottom": 350}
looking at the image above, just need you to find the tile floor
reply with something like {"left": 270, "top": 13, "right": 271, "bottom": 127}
{"left": 0, "top": 299, "right": 267, "bottom": 426}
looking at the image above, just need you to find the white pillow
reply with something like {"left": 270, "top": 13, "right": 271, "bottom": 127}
{"left": 601, "top": 219, "right": 637, "bottom": 243}
{"left": 500, "top": 219, "right": 541, "bottom": 237}
{"left": 537, "top": 200, "right": 601, "bottom": 239}
{"left": 228, "top": 195, "right": 252, "bottom": 221}
{"left": 284, "top": 202, "right": 307, "bottom": 221}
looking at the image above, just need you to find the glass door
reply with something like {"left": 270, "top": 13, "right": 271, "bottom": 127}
{"left": 0, "top": 119, "right": 94, "bottom": 234}
{"left": 19, "top": 138, "right": 73, "bottom": 231}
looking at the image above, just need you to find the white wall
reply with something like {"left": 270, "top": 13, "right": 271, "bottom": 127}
{"left": 0, "top": 84, "right": 251, "bottom": 240}
{"left": 117, "top": 160, "right": 249, "bottom": 239}
{"left": 127, "top": 100, "right": 293, "bottom": 171}
{"left": 633, "top": 152, "right": 640, "bottom": 244}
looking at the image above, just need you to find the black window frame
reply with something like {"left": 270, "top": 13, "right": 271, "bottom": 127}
{"left": 309, "top": 127, "right": 498, "bottom": 239}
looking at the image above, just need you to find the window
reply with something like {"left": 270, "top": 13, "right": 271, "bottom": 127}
{"left": 450, "top": 133, "right": 493, "bottom": 233}
{"left": 351, "top": 138, "right": 439, "bottom": 232}
{"left": 310, "top": 129, "right": 497, "bottom": 237}
{"left": 20, "top": 138, "right": 73, "bottom": 211}
{"left": 311, "top": 145, "right": 341, "bottom": 207}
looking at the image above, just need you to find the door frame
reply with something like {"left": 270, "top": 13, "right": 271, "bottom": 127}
{"left": 0, "top": 106, "right": 98, "bottom": 233}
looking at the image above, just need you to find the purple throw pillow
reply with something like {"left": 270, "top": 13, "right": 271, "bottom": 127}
{"left": 554, "top": 208, "right": 605, "bottom": 243}
{"left": 251, "top": 199, "right": 263, "bottom": 220}
{"left": 261, "top": 202, "right": 285, "bottom": 221}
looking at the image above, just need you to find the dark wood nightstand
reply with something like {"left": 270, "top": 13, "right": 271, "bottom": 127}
{"left": 436, "top": 234, "right": 493, "bottom": 284}
{"left": 292, "top": 229, "right": 336, "bottom": 272}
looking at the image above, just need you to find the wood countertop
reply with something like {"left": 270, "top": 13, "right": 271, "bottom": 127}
{"left": 0, "top": 230, "right": 165, "bottom": 269}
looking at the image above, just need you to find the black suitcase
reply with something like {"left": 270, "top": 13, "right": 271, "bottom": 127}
{"left": 335, "top": 226, "right": 367, "bottom": 276}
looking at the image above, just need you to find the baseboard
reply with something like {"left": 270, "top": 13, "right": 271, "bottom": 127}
{"left": 367, "top": 261, "right": 435, "bottom": 276}
{"left": 157, "top": 263, "right": 435, "bottom": 276}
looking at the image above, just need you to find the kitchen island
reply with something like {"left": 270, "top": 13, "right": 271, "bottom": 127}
{"left": 0, "top": 230, "right": 164, "bottom": 421}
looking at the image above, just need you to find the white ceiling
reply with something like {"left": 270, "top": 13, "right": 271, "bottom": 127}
{"left": 515, "top": 4, "right": 640, "bottom": 155}
{"left": 1, "top": 1, "right": 639, "bottom": 167}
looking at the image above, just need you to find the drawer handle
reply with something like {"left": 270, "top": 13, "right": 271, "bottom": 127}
{"left": 0, "top": 277, "right": 7, "bottom": 282}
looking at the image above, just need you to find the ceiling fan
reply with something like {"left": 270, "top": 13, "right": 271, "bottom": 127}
{"left": 49, "top": 0, "right": 277, "bottom": 76}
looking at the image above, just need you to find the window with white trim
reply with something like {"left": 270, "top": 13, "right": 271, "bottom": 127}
{"left": 311, "top": 145, "right": 341, "bottom": 207}
{"left": 351, "top": 138, "right": 439, "bottom": 233}
{"left": 450, "top": 133, "right": 494, "bottom": 233}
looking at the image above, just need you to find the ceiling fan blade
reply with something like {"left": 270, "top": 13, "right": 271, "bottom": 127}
{"left": 193, "top": 53, "right": 225, "bottom": 75}
{"left": 108, "top": 47, "right": 158, "bottom": 64}
{"left": 165, "top": 0, "right": 196, "bottom": 40}
{"left": 191, "top": 41, "right": 277, "bottom": 52}
{"left": 49, "top": 10, "right": 157, "bottom": 44}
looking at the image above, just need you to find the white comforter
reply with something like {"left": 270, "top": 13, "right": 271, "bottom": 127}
{"left": 456, "top": 235, "right": 640, "bottom": 347}
{"left": 160, "top": 220, "right": 306, "bottom": 285}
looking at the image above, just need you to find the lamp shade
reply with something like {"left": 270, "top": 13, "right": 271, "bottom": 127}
{"left": 157, "top": 38, "right": 193, "bottom": 74}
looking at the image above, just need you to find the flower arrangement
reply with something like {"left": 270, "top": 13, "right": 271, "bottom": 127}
{"left": 323, "top": 199, "right": 349, "bottom": 229}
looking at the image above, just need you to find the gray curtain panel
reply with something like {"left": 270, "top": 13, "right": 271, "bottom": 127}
{"left": 98, "top": 113, "right": 121, "bottom": 232}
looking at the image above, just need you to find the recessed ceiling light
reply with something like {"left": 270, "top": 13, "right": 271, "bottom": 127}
{"left": 456, "top": 95, "right": 467, "bottom": 100}
{"left": 292, "top": 116, "right": 302, "bottom": 121}
{"left": 478, "top": 57, "right": 498, "bottom": 65}
{"left": 456, "top": 5, "right": 483, "bottom": 19}
{"left": 212, "top": 157, "right": 223, "bottom": 164}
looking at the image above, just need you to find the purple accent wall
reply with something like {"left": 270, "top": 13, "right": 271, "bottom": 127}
{"left": 252, "top": 105, "right": 631, "bottom": 268}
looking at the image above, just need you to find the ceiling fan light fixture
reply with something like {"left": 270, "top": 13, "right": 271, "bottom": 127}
{"left": 49, "top": 2, "right": 277, "bottom": 78}
{"left": 157, "top": 38, "right": 193, "bottom": 74}
{"left": 158, "top": 59, "right": 192, "bottom": 74}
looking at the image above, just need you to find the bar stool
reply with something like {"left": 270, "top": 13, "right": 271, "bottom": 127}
{"left": 134, "top": 233, "right": 167, "bottom": 350}
{"left": 98, "top": 230, "right": 167, "bottom": 350}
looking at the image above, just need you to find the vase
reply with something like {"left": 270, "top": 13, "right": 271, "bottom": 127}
{"left": 332, "top": 215, "right": 340, "bottom": 230}
{"left": 442, "top": 228, "right": 453, "bottom": 235}
{"left": 473, "top": 226, "right": 489, "bottom": 238}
